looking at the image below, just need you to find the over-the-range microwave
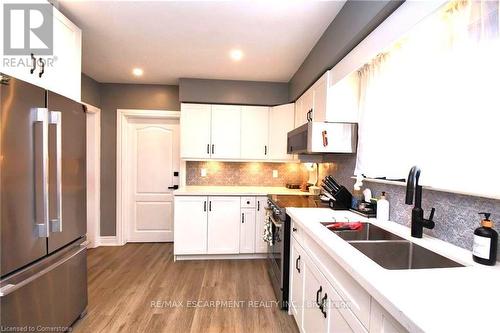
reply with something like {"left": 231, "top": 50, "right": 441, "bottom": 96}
{"left": 287, "top": 122, "right": 358, "bottom": 154}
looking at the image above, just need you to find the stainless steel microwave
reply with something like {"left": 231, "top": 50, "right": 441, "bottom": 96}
{"left": 287, "top": 122, "right": 357, "bottom": 154}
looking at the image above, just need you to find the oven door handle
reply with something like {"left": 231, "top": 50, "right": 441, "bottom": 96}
{"left": 269, "top": 214, "right": 282, "bottom": 228}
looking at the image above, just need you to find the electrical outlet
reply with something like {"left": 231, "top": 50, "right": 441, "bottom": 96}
{"left": 201, "top": 168, "right": 207, "bottom": 177}
{"left": 272, "top": 170, "right": 278, "bottom": 178}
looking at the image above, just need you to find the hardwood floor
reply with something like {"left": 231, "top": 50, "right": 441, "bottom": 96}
{"left": 72, "top": 243, "right": 299, "bottom": 333}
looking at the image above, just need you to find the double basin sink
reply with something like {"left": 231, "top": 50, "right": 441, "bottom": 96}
{"left": 322, "top": 222, "right": 464, "bottom": 270}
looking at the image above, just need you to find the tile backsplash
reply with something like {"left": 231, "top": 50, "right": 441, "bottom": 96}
{"left": 186, "top": 161, "right": 308, "bottom": 186}
{"left": 323, "top": 155, "right": 500, "bottom": 261}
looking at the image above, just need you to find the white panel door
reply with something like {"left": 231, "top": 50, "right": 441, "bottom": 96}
{"left": 128, "top": 118, "right": 179, "bottom": 242}
{"left": 210, "top": 105, "right": 241, "bottom": 159}
{"left": 207, "top": 196, "right": 240, "bottom": 254}
{"left": 174, "top": 196, "right": 208, "bottom": 254}
{"left": 240, "top": 106, "right": 269, "bottom": 159}
{"left": 180, "top": 103, "right": 212, "bottom": 159}
{"left": 239, "top": 208, "right": 256, "bottom": 254}
{"left": 269, "top": 104, "right": 295, "bottom": 160}
{"left": 255, "top": 197, "right": 268, "bottom": 253}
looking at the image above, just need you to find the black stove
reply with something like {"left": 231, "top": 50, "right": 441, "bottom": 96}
{"left": 266, "top": 194, "right": 329, "bottom": 310}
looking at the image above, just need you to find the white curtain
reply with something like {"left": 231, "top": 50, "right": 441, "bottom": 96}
{"left": 355, "top": 0, "right": 500, "bottom": 198}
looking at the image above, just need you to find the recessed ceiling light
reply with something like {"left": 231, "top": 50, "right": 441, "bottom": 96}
{"left": 229, "top": 49, "right": 243, "bottom": 61}
{"left": 132, "top": 68, "right": 143, "bottom": 76}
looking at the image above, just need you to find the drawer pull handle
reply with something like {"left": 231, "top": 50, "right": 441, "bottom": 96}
{"left": 295, "top": 255, "right": 301, "bottom": 273}
{"left": 320, "top": 293, "right": 328, "bottom": 318}
{"left": 316, "top": 286, "right": 322, "bottom": 307}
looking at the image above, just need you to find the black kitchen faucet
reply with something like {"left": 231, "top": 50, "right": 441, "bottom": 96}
{"left": 405, "top": 166, "right": 435, "bottom": 238}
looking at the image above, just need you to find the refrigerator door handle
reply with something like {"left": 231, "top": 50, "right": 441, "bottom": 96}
{"left": 49, "top": 111, "right": 63, "bottom": 233}
{"left": 33, "top": 108, "right": 50, "bottom": 238}
{"left": 0, "top": 242, "right": 87, "bottom": 297}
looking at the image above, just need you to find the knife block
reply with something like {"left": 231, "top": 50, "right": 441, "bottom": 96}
{"left": 328, "top": 186, "right": 353, "bottom": 210}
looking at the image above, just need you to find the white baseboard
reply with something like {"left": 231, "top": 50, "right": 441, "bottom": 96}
{"left": 99, "top": 236, "right": 121, "bottom": 246}
{"left": 174, "top": 253, "right": 267, "bottom": 261}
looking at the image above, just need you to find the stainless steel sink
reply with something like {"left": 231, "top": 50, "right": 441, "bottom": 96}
{"left": 349, "top": 241, "right": 464, "bottom": 270}
{"left": 323, "top": 222, "right": 404, "bottom": 241}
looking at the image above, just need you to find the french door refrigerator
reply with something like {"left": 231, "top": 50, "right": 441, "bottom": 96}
{"left": 0, "top": 74, "right": 87, "bottom": 330}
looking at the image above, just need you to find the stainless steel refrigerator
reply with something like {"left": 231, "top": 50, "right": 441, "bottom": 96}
{"left": 0, "top": 74, "right": 88, "bottom": 330}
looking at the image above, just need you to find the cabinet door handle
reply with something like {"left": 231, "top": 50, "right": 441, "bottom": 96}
{"left": 264, "top": 145, "right": 267, "bottom": 155}
{"left": 207, "top": 144, "right": 210, "bottom": 155}
{"left": 320, "top": 293, "right": 328, "bottom": 318}
{"left": 292, "top": 227, "right": 297, "bottom": 232}
{"left": 295, "top": 255, "right": 301, "bottom": 273}
{"left": 316, "top": 286, "right": 323, "bottom": 307}
{"left": 211, "top": 144, "right": 215, "bottom": 155}
{"left": 209, "top": 201, "right": 212, "bottom": 211}
{"left": 204, "top": 201, "right": 207, "bottom": 212}
{"left": 241, "top": 213, "right": 244, "bottom": 223}
{"left": 38, "top": 58, "right": 45, "bottom": 78}
{"left": 30, "top": 53, "right": 37, "bottom": 74}
{"left": 257, "top": 201, "right": 260, "bottom": 211}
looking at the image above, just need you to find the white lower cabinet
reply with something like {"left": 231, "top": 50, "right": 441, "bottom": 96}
{"left": 290, "top": 221, "right": 406, "bottom": 333}
{"left": 207, "top": 196, "right": 241, "bottom": 254}
{"left": 302, "top": 250, "right": 331, "bottom": 333}
{"left": 369, "top": 301, "right": 407, "bottom": 333}
{"left": 174, "top": 196, "right": 208, "bottom": 254}
{"left": 239, "top": 208, "right": 256, "bottom": 253}
{"left": 175, "top": 195, "right": 269, "bottom": 256}
{"left": 290, "top": 238, "right": 305, "bottom": 329}
{"left": 255, "top": 197, "right": 268, "bottom": 253}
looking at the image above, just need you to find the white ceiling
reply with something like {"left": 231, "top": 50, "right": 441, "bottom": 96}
{"left": 58, "top": 1, "right": 346, "bottom": 84}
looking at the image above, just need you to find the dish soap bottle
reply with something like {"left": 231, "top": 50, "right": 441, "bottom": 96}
{"left": 376, "top": 192, "right": 390, "bottom": 221}
{"left": 472, "top": 212, "right": 498, "bottom": 265}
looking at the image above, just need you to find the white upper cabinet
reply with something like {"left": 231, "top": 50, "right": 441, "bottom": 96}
{"left": 292, "top": 70, "right": 359, "bottom": 127}
{"left": 180, "top": 103, "right": 295, "bottom": 161}
{"left": 328, "top": 71, "right": 360, "bottom": 123}
{"left": 210, "top": 105, "right": 241, "bottom": 159}
{"left": 48, "top": 8, "right": 82, "bottom": 101}
{"left": 269, "top": 103, "right": 295, "bottom": 160}
{"left": 180, "top": 103, "right": 212, "bottom": 159}
{"left": 240, "top": 106, "right": 269, "bottom": 159}
{"left": 311, "top": 72, "right": 329, "bottom": 122}
{"left": 296, "top": 88, "right": 314, "bottom": 126}
{"left": 0, "top": 0, "right": 81, "bottom": 101}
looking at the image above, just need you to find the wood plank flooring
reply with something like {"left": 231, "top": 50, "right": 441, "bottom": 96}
{"left": 72, "top": 243, "right": 299, "bottom": 333}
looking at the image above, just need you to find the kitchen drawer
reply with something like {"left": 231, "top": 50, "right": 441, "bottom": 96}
{"left": 240, "top": 196, "right": 256, "bottom": 208}
{"left": 303, "top": 232, "right": 371, "bottom": 329}
{"left": 291, "top": 218, "right": 304, "bottom": 244}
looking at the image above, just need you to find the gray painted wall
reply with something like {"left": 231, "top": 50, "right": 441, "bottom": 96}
{"left": 288, "top": 0, "right": 403, "bottom": 101}
{"left": 81, "top": 76, "right": 180, "bottom": 236}
{"left": 179, "top": 78, "right": 289, "bottom": 106}
{"left": 99, "top": 83, "right": 180, "bottom": 236}
{"left": 81, "top": 73, "right": 101, "bottom": 108}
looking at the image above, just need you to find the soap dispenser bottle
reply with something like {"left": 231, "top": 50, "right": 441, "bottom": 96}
{"left": 472, "top": 213, "right": 498, "bottom": 265}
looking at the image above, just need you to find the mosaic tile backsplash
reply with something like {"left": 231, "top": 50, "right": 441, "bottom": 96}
{"left": 186, "top": 161, "right": 308, "bottom": 186}
{"left": 325, "top": 155, "right": 500, "bottom": 261}
{"left": 187, "top": 156, "right": 499, "bottom": 261}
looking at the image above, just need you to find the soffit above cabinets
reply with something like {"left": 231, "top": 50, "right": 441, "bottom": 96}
{"left": 57, "top": 1, "right": 346, "bottom": 84}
